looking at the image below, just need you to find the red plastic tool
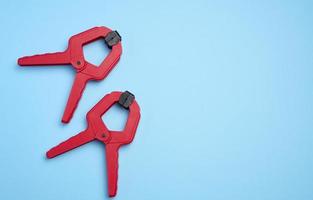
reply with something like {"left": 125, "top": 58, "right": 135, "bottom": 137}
{"left": 18, "top": 26, "right": 122, "bottom": 123}
{"left": 46, "top": 91, "right": 140, "bottom": 197}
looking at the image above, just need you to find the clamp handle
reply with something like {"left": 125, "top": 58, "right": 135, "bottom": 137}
{"left": 18, "top": 50, "right": 70, "bottom": 66}
{"left": 105, "top": 143, "right": 120, "bottom": 197}
{"left": 46, "top": 128, "right": 94, "bottom": 159}
{"left": 62, "top": 73, "right": 90, "bottom": 123}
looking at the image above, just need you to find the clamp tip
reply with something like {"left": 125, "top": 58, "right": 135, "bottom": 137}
{"left": 118, "top": 91, "right": 135, "bottom": 109}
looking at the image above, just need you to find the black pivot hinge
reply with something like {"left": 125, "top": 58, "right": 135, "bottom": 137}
{"left": 105, "top": 31, "right": 121, "bottom": 49}
{"left": 119, "top": 91, "right": 135, "bottom": 109}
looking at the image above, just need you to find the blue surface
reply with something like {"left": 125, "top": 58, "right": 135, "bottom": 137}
{"left": 1, "top": 0, "right": 313, "bottom": 199}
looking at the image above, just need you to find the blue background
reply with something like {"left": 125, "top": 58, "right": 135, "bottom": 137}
{"left": 0, "top": 0, "right": 313, "bottom": 199}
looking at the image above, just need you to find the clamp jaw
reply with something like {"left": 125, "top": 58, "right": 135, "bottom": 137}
{"left": 46, "top": 91, "right": 141, "bottom": 197}
{"left": 18, "top": 26, "right": 122, "bottom": 123}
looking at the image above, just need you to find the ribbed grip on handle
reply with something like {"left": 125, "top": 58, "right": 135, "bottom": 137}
{"left": 105, "top": 143, "right": 120, "bottom": 197}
